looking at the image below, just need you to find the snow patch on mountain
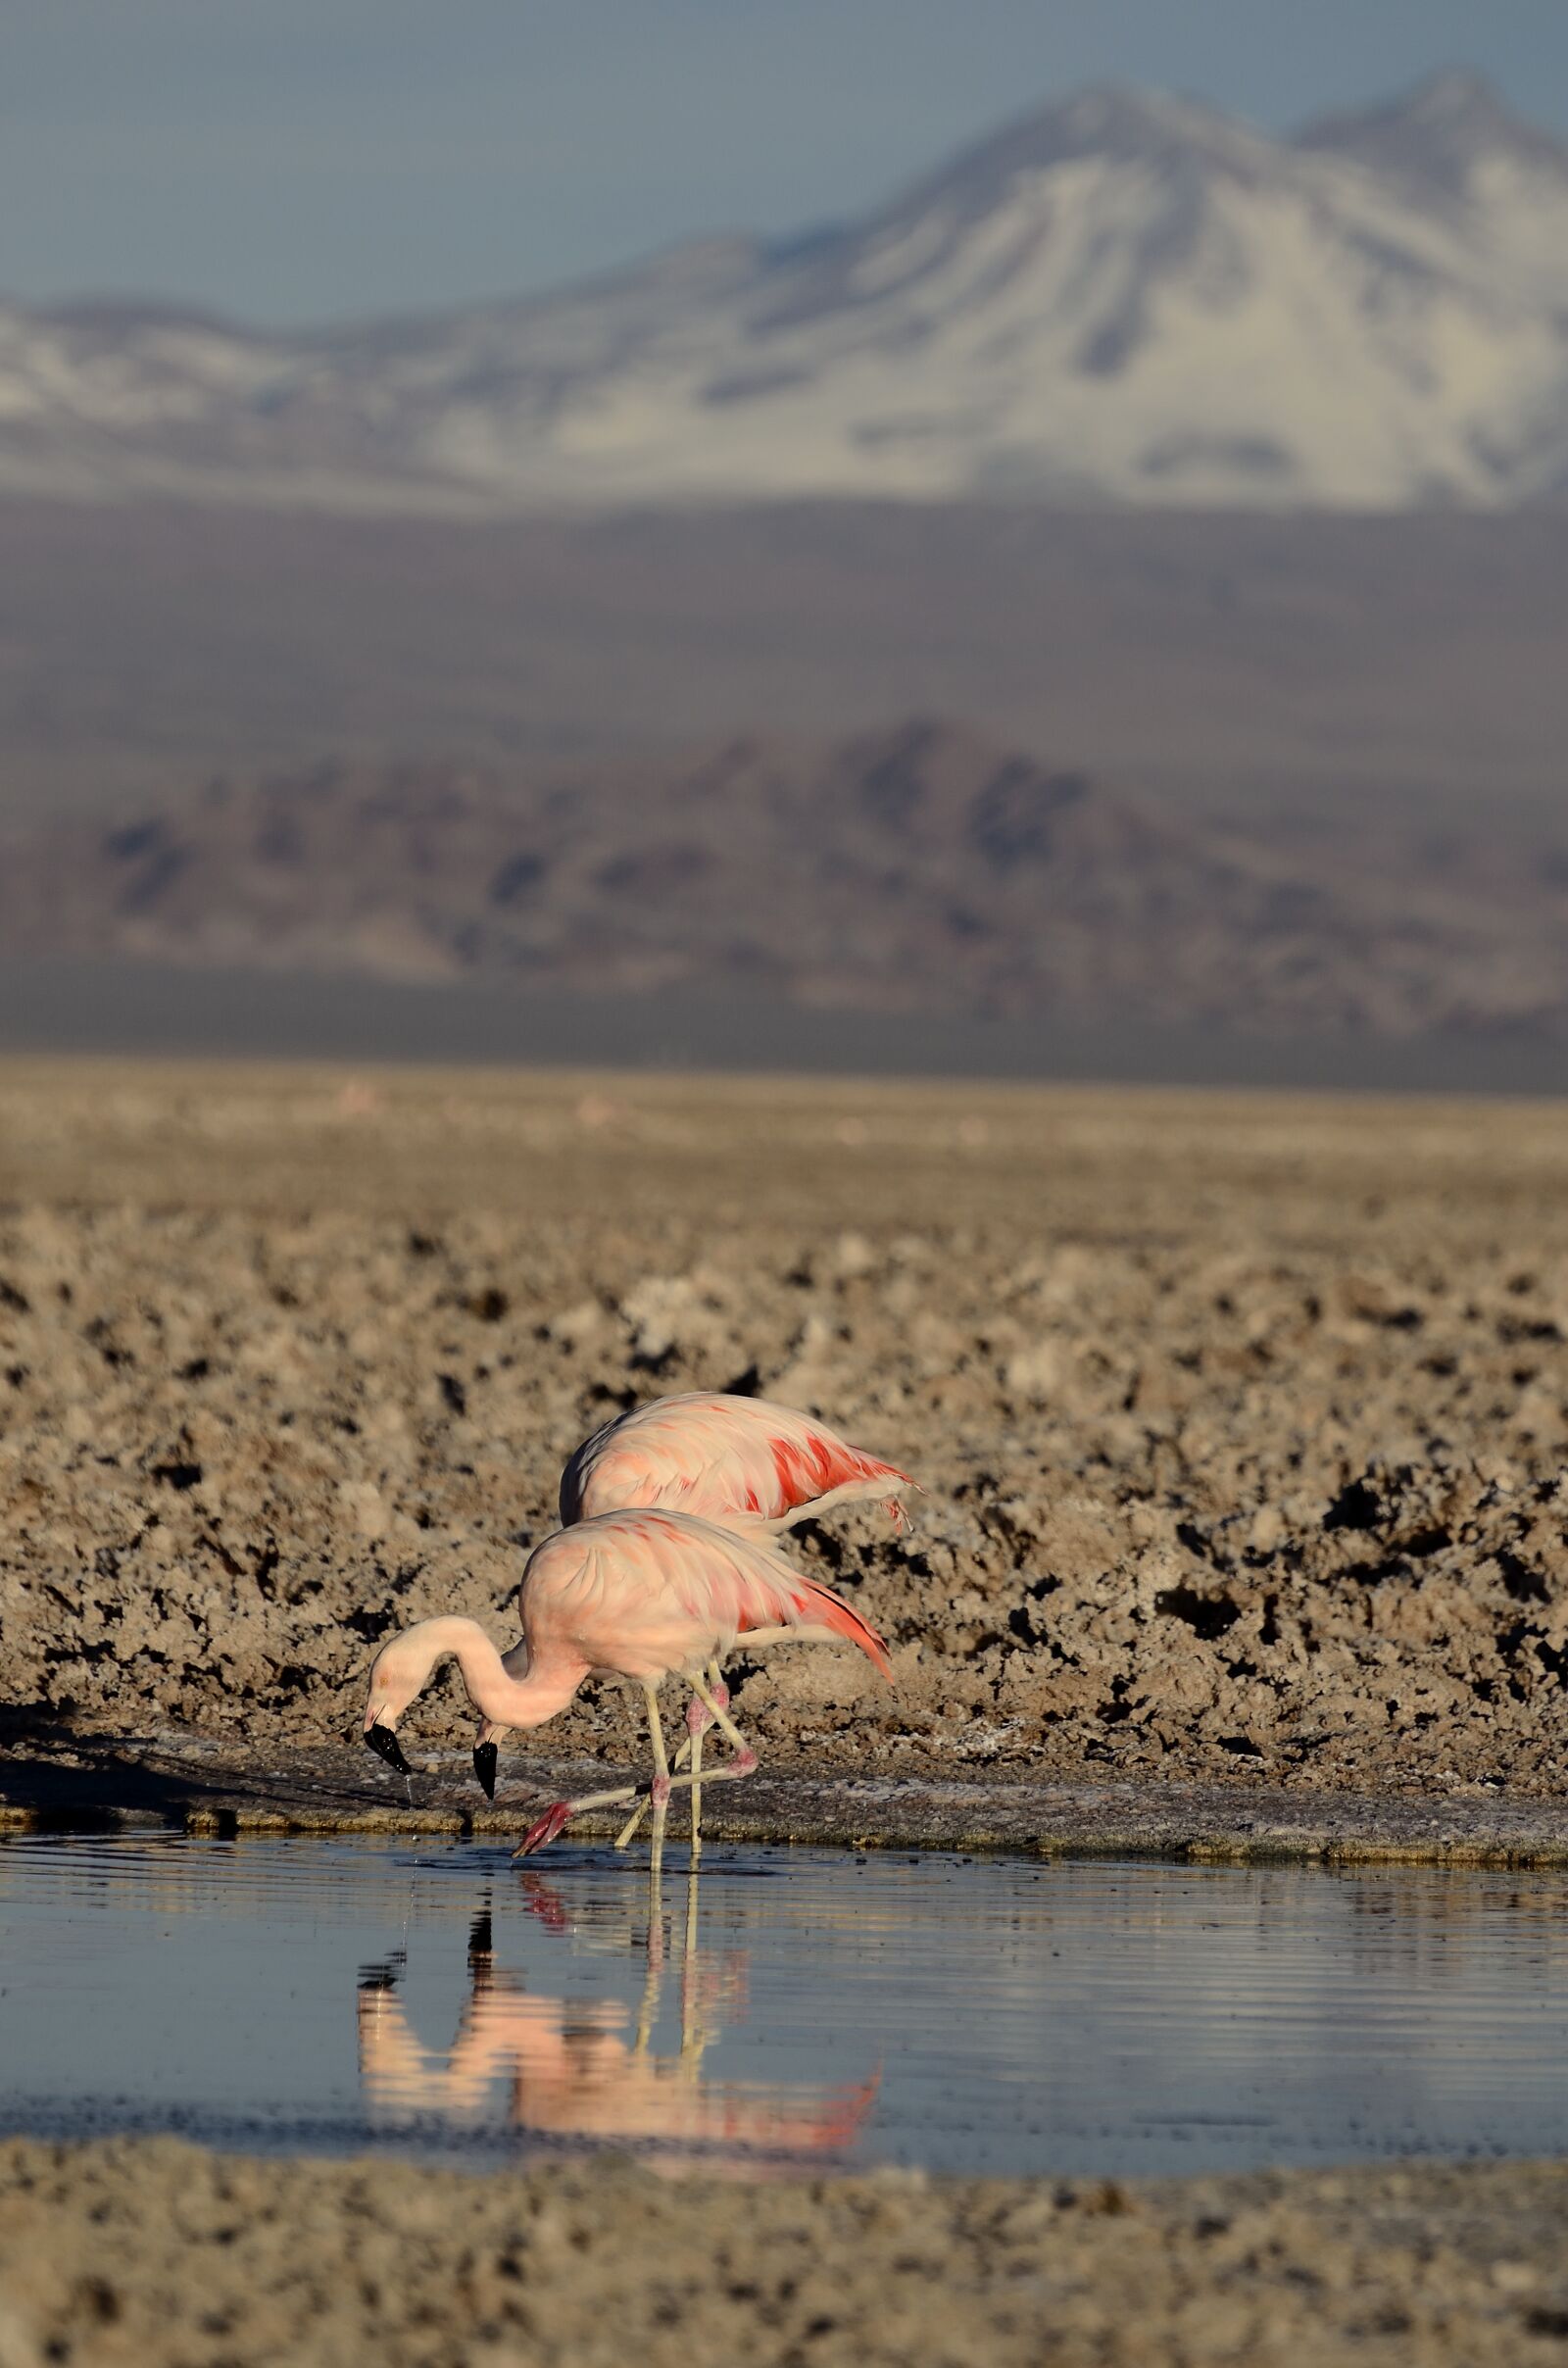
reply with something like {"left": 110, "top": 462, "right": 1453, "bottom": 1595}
{"left": 3, "top": 73, "right": 1568, "bottom": 512}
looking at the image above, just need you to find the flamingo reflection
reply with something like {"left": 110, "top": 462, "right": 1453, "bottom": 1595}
{"left": 356, "top": 1850, "right": 878, "bottom": 2172}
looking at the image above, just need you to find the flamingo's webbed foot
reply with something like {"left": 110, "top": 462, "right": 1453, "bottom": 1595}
{"left": 514, "top": 1800, "right": 572, "bottom": 1857}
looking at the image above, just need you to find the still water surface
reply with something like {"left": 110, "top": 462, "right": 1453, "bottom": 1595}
{"left": 2, "top": 1834, "right": 1567, "bottom": 2179}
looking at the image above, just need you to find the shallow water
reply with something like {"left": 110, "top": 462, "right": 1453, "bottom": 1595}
{"left": 3, "top": 1834, "right": 1568, "bottom": 2179}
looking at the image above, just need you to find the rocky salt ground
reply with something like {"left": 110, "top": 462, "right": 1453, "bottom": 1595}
{"left": 4, "top": 2140, "right": 1568, "bottom": 2368}
{"left": 2, "top": 1061, "right": 1568, "bottom": 1802}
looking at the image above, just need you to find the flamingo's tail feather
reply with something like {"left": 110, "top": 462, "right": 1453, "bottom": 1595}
{"left": 771, "top": 1431, "right": 914, "bottom": 1513}
{"left": 799, "top": 1579, "right": 893, "bottom": 1684}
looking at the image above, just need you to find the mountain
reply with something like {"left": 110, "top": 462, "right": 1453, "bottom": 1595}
{"left": 1298, "top": 68, "right": 1568, "bottom": 206}
{"left": 4, "top": 723, "right": 1565, "bottom": 1038}
{"left": 3, "top": 73, "right": 1568, "bottom": 515}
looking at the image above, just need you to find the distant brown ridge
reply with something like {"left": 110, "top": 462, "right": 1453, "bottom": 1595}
{"left": 4, "top": 719, "right": 1567, "bottom": 1039}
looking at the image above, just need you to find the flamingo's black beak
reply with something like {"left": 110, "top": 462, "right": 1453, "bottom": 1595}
{"left": 365, "top": 1722, "right": 413, "bottom": 1777}
{"left": 472, "top": 1740, "right": 499, "bottom": 1800}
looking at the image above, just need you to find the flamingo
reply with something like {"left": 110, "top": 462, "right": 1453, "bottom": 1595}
{"left": 362, "top": 1505, "right": 892, "bottom": 1854}
{"left": 419, "top": 1391, "right": 912, "bottom": 1802}
{"left": 559, "top": 1392, "right": 913, "bottom": 1535}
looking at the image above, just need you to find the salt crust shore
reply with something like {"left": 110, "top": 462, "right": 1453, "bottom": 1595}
{"left": 7, "top": 1735, "right": 1568, "bottom": 1865}
{"left": 1, "top": 2137, "right": 1566, "bottom": 2367}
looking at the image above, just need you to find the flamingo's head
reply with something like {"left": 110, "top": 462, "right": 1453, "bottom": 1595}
{"left": 362, "top": 1627, "right": 437, "bottom": 1777}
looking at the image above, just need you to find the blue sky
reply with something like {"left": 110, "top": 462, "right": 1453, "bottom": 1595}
{"left": 6, "top": 1, "right": 1568, "bottom": 324}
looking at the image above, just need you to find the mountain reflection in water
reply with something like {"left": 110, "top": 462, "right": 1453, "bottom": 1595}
{"left": 356, "top": 1851, "right": 879, "bottom": 2174}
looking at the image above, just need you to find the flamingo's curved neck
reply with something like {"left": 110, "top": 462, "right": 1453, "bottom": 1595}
{"left": 419, "top": 1617, "right": 585, "bottom": 1729}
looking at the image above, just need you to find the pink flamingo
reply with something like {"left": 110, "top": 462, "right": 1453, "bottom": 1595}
{"left": 362, "top": 1506, "right": 892, "bottom": 1853}
{"left": 560, "top": 1392, "right": 913, "bottom": 1535}
{"left": 405, "top": 1392, "right": 911, "bottom": 1801}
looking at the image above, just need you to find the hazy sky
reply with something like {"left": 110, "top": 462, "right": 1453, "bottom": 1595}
{"left": 6, "top": 1, "right": 1568, "bottom": 324}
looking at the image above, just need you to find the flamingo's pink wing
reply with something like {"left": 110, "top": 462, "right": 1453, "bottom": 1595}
{"left": 562, "top": 1393, "right": 910, "bottom": 1526}
{"left": 609, "top": 1509, "right": 894, "bottom": 1681}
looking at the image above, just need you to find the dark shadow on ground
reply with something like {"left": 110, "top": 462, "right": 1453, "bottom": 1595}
{"left": 0, "top": 1709, "right": 432, "bottom": 1834}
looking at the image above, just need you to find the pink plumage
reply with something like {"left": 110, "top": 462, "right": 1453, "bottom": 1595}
{"left": 521, "top": 1507, "right": 893, "bottom": 1690}
{"left": 560, "top": 1392, "right": 912, "bottom": 1533}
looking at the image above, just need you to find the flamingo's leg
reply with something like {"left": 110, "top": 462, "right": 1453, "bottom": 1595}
{"left": 613, "top": 1666, "right": 727, "bottom": 1850}
{"left": 634, "top": 1682, "right": 758, "bottom": 1807}
{"left": 689, "top": 1660, "right": 723, "bottom": 1855}
{"left": 688, "top": 1690, "right": 704, "bottom": 1855}
{"left": 517, "top": 1782, "right": 639, "bottom": 1856}
{"left": 614, "top": 1738, "right": 680, "bottom": 1850}
{"left": 517, "top": 1753, "right": 757, "bottom": 1856}
{"left": 643, "top": 1750, "right": 757, "bottom": 1804}
{"left": 516, "top": 1678, "right": 750, "bottom": 1859}
{"left": 617, "top": 1743, "right": 756, "bottom": 1810}
{"left": 647, "top": 1680, "right": 670, "bottom": 1858}
{"left": 612, "top": 1682, "right": 671, "bottom": 1853}
{"left": 689, "top": 1672, "right": 750, "bottom": 1759}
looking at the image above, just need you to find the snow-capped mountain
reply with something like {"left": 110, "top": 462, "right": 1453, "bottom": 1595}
{"left": 5, "top": 71, "right": 1568, "bottom": 514}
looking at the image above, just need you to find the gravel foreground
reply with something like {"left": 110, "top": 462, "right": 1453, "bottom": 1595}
{"left": 3, "top": 1060, "right": 1568, "bottom": 1818}
{"left": 1, "top": 2137, "right": 1567, "bottom": 2367}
